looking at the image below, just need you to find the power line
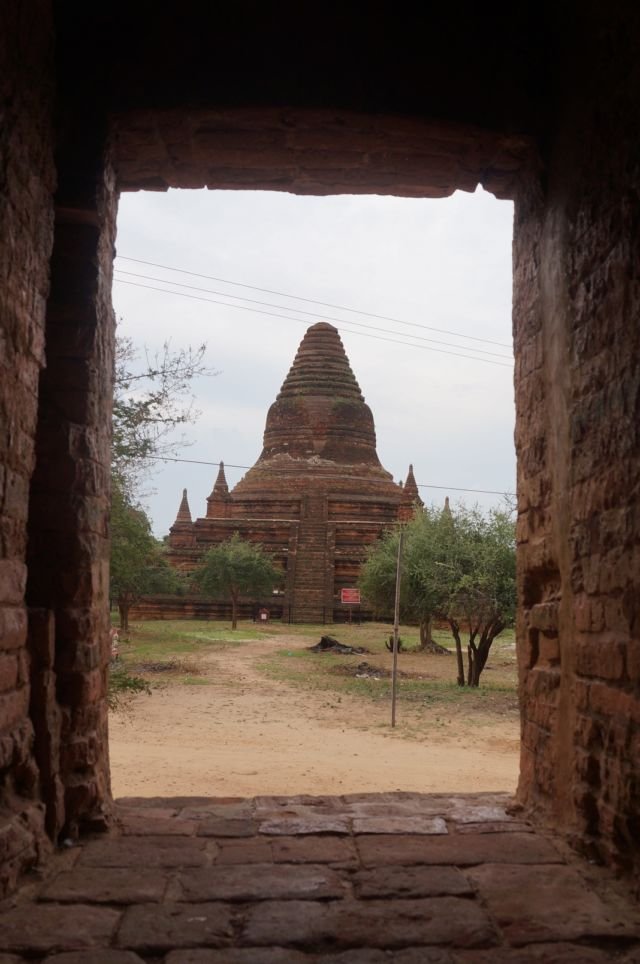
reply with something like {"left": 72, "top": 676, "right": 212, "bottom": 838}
{"left": 114, "top": 278, "right": 513, "bottom": 368}
{"left": 116, "top": 269, "right": 511, "bottom": 361}
{"left": 116, "top": 255, "right": 512, "bottom": 350}
{"left": 144, "top": 454, "right": 515, "bottom": 497}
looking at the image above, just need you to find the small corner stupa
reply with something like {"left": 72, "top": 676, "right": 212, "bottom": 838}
{"left": 399, "top": 463, "right": 423, "bottom": 521}
{"left": 167, "top": 323, "right": 422, "bottom": 622}
{"left": 169, "top": 489, "right": 195, "bottom": 547}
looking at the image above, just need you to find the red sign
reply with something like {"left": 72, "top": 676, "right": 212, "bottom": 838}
{"left": 341, "top": 588, "right": 361, "bottom": 605}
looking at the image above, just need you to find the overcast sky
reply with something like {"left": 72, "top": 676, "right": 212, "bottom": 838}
{"left": 112, "top": 187, "right": 515, "bottom": 537}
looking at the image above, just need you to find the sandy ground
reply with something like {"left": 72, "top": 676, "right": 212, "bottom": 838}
{"left": 109, "top": 633, "right": 520, "bottom": 798}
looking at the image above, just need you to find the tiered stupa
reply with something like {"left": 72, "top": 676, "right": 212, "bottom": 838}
{"left": 167, "top": 323, "right": 423, "bottom": 622}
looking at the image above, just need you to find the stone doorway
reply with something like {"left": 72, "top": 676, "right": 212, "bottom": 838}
{"left": 3, "top": 1, "right": 639, "bottom": 903}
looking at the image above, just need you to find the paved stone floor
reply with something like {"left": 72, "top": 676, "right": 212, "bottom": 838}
{"left": 0, "top": 793, "right": 639, "bottom": 962}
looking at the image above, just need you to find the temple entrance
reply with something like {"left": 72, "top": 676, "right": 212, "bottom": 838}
{"left": 108, "top": 187, "right": 517, "bottom": 799}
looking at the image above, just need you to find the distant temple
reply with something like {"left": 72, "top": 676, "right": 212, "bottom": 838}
{"left": 166, "top": 322, "right": 422, "bottom": 622}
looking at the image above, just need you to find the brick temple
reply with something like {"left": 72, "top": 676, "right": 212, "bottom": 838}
{"left": 165, "top": 322, "right": 422, "bottom": 622}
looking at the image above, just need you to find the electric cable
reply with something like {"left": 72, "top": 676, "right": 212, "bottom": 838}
{"left": 143, "top": 454, "right": 515, "bottom": 497}
{"left": 116, "top": 255, "right": 512, "bottom": 350}
{"left": 115, "top": 269, "right": 511, "bottom": 361}
{"left": 114, "top": 278, "right": 513, "bottom": 368}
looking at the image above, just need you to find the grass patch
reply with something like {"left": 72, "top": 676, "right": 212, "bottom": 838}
{"left": 265, "top": 619, "right": 515, "bottom": 655}
{"left": 115, "top": 619, "right": 261, "bottom": 666}
{"left": 111, "top": 616, "right": 517, "bottom": 717}
{"left": 259, "top": 622, "right": 518, "bottom": 718}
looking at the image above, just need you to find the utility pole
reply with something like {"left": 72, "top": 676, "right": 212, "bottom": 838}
{"left": 391, "top": 528, "right": 404, "bottom": 727}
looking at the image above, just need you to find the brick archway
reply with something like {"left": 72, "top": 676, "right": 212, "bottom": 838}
{"left": 1, "top": 1, "right": 638, "bottom": 895}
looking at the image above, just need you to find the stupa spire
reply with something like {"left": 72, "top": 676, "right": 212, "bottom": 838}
{"left": 258, "top": 322, "right": 383, "bottom": 465}
{"left": 169, "top": 488, "right": 195, "bottom": 547}
{"left": 443, "top": 495, "right": 452, "bottom": 517}
{"left": 276, "top": 322, "right": 364, "bottom": 402}
{"left": 174, "top": 488, "right": 192, "bottom": 525}
{"left": 398, "top": 463, "right": 423, "bottom": 520}
{"left": 403, "top": 464, "right": 421, "bottom": 504}
{"left": 209, "top": 461, "right": 229, "bottom": 499}
{"left": 207, "top": 462, "right": 232, "bottom": 519}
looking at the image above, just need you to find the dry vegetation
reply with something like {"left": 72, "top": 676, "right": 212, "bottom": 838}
{"left": 114, "top": 618, "right": 517, "bottom": 718}
{"left": 109, "top": 620, "right": 520, "bottom": 799}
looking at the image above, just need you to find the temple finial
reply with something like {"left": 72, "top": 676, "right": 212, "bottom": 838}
{"left": 174, "top": 488, "right": 192, "bottom": 525}
{"left": 208, "top": 461, "right": 230, "bottom": 501}
{"left": 398, "top": 463, "right": 423, "bottom": 520}
{"left": 401, "top": 464, "right": 422, "bottom": 506}
{"left": 206, "top": 461, "right": 232, "bottom": 518}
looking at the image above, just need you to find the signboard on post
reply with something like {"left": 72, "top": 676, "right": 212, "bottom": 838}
{"left": 341, "top": 588, "right": 361, "bottom": 605}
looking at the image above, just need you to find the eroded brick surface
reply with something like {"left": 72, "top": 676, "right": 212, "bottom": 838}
{"left": 356, "top": 831, "right": 562, "bottom": 867}
{"left": 0, "top": 0, "right": 56, "bottom": 895}
{"left": 164, "top": 951, "right": 308, "bottom": 964}
{"left": 270, "top": 835, "right": 358, "bottom": 866}
{"left": 173, "top": 863, "right": 345, "bottom": 902}
{"left": 79, "top": 835, "right": 208, "bottom": 868}
{"left": 40, "top": 865, "right": 168, "bottom": 903}
{"left": 0, "top": 904, "right": 120, "bottom": 953}
{"left": 353, "top": 864, "right": 473, "bottom": 898}
{"left": 117, "top": 902, "right": 234, "bottom": 952}
{"left": 214, "top": 837, "right": 272, "bottom": 864}
{"left": 2, "top": 795, "right": 639, "bottom": 961}
{"left": 43, "top": 953, "right": 145, "bottom": 964}
{"left": 454, "top": 947, "right": 633, "bottom": 963}
{"left": 467, "top": 863, "right": 640, "bottom": 945}
{"left": 242, "top": 896, "right": 496, "bottom": 949}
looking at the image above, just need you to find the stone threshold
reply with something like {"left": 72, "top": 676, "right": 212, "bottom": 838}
{"left": 0, "top": 792, "right": 638, "bottom": 962}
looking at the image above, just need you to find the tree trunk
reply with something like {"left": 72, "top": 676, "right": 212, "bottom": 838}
{"left": 419, "top": 616, "right": 431, "bottom": 648}
{"left": 449, "top": 619, "right": 465, "bottom": 686}
{"left": 466, "top": 627, "right": 479, "bottom": 686}
{"left": 418, "top": 616, "right": 449, "bottom": 654}
{"left": 231, "top": 592, "right": 238, "bottom": 630}
{"left": 467, "top": 645, "right": 474, "bottom": 686}
{"left": 118, "top": 600, "right": 129, "bottom": 633}
{"left": 472, "top": 619, "right": 505, "bottom": 686}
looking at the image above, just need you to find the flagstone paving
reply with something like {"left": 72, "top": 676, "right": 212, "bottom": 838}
{"left": 1, "top": 793, "right": 638, "bottom": 962}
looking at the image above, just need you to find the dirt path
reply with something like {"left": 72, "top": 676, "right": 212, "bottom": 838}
{"left": 109, "top": 633, "right": 520, "bottom": 798}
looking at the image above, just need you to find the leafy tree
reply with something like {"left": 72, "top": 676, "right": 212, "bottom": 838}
{"left": 360, "top": 502, "right": 516, "bottom": 686}
{"left": 109, "top": 331, "right": 215, "bottom": 625}
{"left": 441, "top": 506, "right": 516, "bottom": 686}
{"left": 112, "top": 334, "right": 215, "bottom": 493}
{"left": 110, "top": 481, "right": 184, "bottom": 631}
{"left": 359, "top": 506, "right": 451, "bottom": 654}
{"left": 194, "top": 533, "right": 281, "bottom": 630}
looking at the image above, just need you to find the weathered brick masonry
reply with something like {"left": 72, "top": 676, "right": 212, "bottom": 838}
{"left": 0, "top": 1, "right": 638, "bottom": 897}
{"left": 0, "top": 1, "right": 57, "bottom": 894}
{"left": 513, "top": 9, "right": 640, "bottom": 876}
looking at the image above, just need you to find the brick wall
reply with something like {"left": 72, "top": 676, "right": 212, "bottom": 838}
{"left": 514, "top": 8, "right": 640, "bottom": 881}
{"left": 0, "top": 1, "right": 56, "bottom": 894}
{"left": 26, "top": 129, "right": 118, "bottom": 838}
